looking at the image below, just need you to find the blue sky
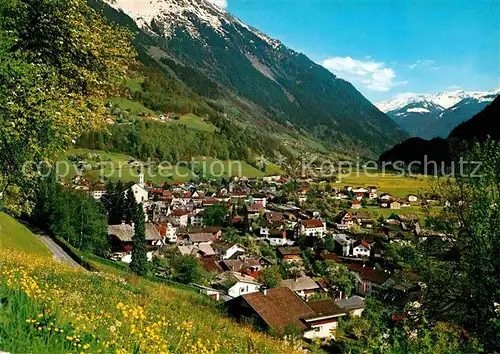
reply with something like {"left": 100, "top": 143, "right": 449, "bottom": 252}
{"left": 215, "top": 0, "right": 500, "bottom": 103}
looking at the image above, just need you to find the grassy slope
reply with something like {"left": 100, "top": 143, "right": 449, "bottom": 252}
{"left": 334, "top": 173, "right": 431, "bottom": 198}
{"left": 0, "top": 213, "right": 50, "bottom": 257}
{"left": 0, "top": 219, "right": 297, "bottom": 353}
{"left": 167, "top": 114, "right": 217, "bottom": 133}
{"left": 110, "top": 97, "right": 157, "bottom": 116}
{"left": 61, "top": 149, "right": 283, "bottom": 184}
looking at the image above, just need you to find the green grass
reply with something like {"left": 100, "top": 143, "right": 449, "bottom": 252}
{"left": 0, "top": 213, "right": 50, "bottom": 257}
{"left": 352, "top": 206, "right": 443, "bottom": 220}
{"left": 0, "top": 239, "right": 297, "bottom": 354}
{"left": 123, "top": 77, "right": 145, "bottom": 92}
{"left": 167, "top": 114, "right": 217, "bottom": 133}
{"left": 333, "top": 172, "right": 432, "bottom": 198}
{"left": 110, "top": 97, "right": 156, "bottom": 116}
{"left": 61, "top": 149, "right": 283, "bottom": 184}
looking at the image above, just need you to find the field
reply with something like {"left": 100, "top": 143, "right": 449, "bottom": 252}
{"left": 353, "top": 206, "right": 443, "bottom": 220}
{"left": 0, "top": 219, "right": 298, "bottom": 353}
{"left": 166, "top": 114, "right": 217, "bottom": 133}
{"left": 110, "top": 97, "right": 156, "bottom": 117}
{"left": 333, "top": 172, "right": 433, "bottom": 198}
{"left": 60, "top": 149, "right": 284, "bottom": 185}
{"left": 0, "top": 213, "right": 50, "bottom": 257}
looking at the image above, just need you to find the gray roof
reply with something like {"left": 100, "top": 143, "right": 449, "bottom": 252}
{"left": 335, "top": 296, "right": 365, "bottom": 311}
{"left": 187, "top": 233, "right": 213, "bottom": 243}
{"left": 108, "top": 223, "right": 162, "bottom": 242}
{"left": 281, "top": 276, "right": 320, "bottom": 291}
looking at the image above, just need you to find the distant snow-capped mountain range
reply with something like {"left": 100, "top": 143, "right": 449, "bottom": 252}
{"left": 376, "top": 89, "right": 500, "bottom": 138}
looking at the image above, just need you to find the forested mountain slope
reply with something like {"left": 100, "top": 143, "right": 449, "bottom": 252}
{"left": 90, "top": 0, "right": 407, "bottom": 157}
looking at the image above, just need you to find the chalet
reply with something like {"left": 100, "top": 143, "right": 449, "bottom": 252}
{"left": 339, "top": 212, "right": 354, "bottom": 228}
{"left": 264, "top": 212, "right": 284, "bottom": 224}
{"left": 192, "top": 284, "right": 224, "bottom": 301}
{"left": 108, "top": 223, "right": 163, "bottom": 263}
{"left": 190, "top": 210, "right": 204, "bottom": 226}
{"left": 334, "top": 234, "right": 353, "bottom": 256}
{"left": 352, "top": 240, "right": 371, "bottom": 258}
{"left": 281, "top": 276, "right": 320, "bottom": 300}
{"left": 219, "top": 256, "right": 270, "bottom": 278}
{"left": 381, "top": 270, "right": 421, "bottom": 303}
{"left": 247, "top": 194, "right": 267, "bottom": 207}
{"left": 169, "top": 209, "right": 189, "bottom": 227}
{"left": 216, "top": 271, "right": 261, "bottom": 298}
{"left": 260, "top": 228, "right": 293, "bottom": 246}
{"left": 177, "top": 244, "right": 216, "bottom": 258}
{"left": 211, "top": 241, "right": 246, "bottom": 260}
{"left": 368, "top": 192, "right": 378, "bottom": 200}
{"left": 226, "top": 288, "right": 345, "bottom": 339}
{"left": 349, "top": 264, "right": 391, "bottom": 298}
{"left": 90, "top": 189, "right": 106, "bottom": 200}
{"left": 185, "top": 232, "right": 214, "bottom": 245}
{"left": 349, "top": 200, "right": 362, "bottom": 209}
{"left": 354, "top": 192, "right": 365, "bottom": 201}
{"left": 298, "top": 219, "right": 326, "bottom": 237}
{"left": 368, "top": 186, "right": 378, "bottom": 193}
{"left": 277, "top": 247, "right": 302, "bottom": 262}
{"left": 247, "top": 203, "right": 265, "bottom": 220}
{"left": 380, "top": 194, "right": 393, "bottom": 201}
{"left": 335, "top": 296, "right": 365, "bottom": 316}
{"left": 353, "top": 187, "right": 368, "bottom": 193}
{"left": 389, "top": 201, "right": 401, "bottom": 210}
{"left": 407, "top": 194, "right": 418, "bottom": 202}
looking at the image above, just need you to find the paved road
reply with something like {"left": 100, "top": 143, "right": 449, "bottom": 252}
{"left": 37, "top": 235, "right": 82, "bottom": 268}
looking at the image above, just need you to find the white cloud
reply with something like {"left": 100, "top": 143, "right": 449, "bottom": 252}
{"left": 407, "top": 59, "right": 437, "bottom": 70}
{"left": 208, "top": 0, "right": 228, "bottom": 8}
{"left": 322, "top": 56, "right": 404, "bottom": 92}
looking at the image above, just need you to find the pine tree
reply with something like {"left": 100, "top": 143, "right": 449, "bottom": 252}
{"left": 130, "top": 203, "right": 149, "bottom": 276}
{"left": 124, "top": 188, "right": 138, "bottom": 223}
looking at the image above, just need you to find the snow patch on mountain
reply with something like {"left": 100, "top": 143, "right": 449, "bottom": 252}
{"left": 377, "top": 88, "right": 500, "bottom": 113}
{"left": 407, "top": 107, "right": 430, "bottom": 113}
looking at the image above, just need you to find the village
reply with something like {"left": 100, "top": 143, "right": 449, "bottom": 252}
{"left": 70, "top": 169, "right": 444, "bottom": 342}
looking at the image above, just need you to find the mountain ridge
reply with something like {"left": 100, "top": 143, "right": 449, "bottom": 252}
{"left": 377, "top": 89, "right": 499, "bottom": 138}
{"left": 97, "top": 0, "right": 408, "bottom": 157}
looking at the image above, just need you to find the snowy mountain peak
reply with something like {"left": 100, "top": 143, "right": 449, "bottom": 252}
{"left": 377, "top": 88, "right": 500, "bottom": 113}
{"left": 104, "top": 0, "right": 281, "bottom": 48}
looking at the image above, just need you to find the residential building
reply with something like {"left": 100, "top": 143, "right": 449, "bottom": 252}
{"left": 298, "top": 219, "right": 326, "bottom": 237}
{"left": 216, "top": 271, "right": 261, "bottom": 298}
{"left": 277, "top": 247, "right": 302, "bottom": 262}
{"left": 281, "top": 276, "right": 320, "bottom": 300}
{"left": 335, "top": 296, "right": 365, "bottom": 317}
{"left": 211, "top": 241, "right": 246, "bottom": 260}
{"left": 226, "top": 288, "right": 345, "bottom": 339}
{"left": 352, "top": 240, "right": 371, "bottom": 258}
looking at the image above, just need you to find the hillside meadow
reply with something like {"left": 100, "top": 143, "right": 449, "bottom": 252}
{"left": 0, "top": 216, "right": 300, "bottom": 354}
{"left": 58, "top": 149, "right": 283, "bottom": 184}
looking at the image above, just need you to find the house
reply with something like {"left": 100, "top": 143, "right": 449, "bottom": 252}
{"left": 335, "top": 296, "right": 365, "bottom": 316}
{"left": 165, "top": 222, "right": 178, "bottom": 243}
{"left": 90, "top": 189, "right": 106, "bottom": 200}
{"left": 108, "top": 223, "right": 163, "bottom": 263}
{"left": 192, "top": 284, "right": 224, "bottom": 301}
{"left": 177, "top": 244, "right": 216, "bottom": 258}
{"left": 349, "top": 200, "right": 362, "bottom": 209}
{"left": 260, "top": 228, "right": 294, "bottom": 246}
{"left": 339, "top": 212, "right": 354, "bottom": 228}
{"left": 226, "top": 288, "right": 345, "bottom": 339}
{"left": 353, "top": 187, "right": 368, "bottom": 193}
{"left": 298, "top": 219, "right": 326, "bottom": 237}
{"left": 334, "top": 234, "right": 353, "bottom": 256}
{"left": 247, "top": 203, "right": 265, "bottom": 220}
{"left": 211, "top": 241, "right": 246, "bottom": 260}
{"left": 247, "top": 194, "right": 267, "bottom": 207}
{"left": 219, "top": 256, "right": 271, "bottom": 278}
{"left": 190, "top": 211, "right": 204, "bottom": 226}
{"left": 277, "top": 247, "right": 302, "bottom": 262}
{"left": 281, "top": 276, "right": 320, "bottom": 300}
{"left": 349, "top": 264, "right": 391, "bottom": 298}
{"left": 368, "top": 192, "right": 378, "bottom": 200}
{"left": 381, "top": 270, "right": 421, "bottom": 303}
{"left": 169, "top": 209, "right": 189, "bottom": 227}
{"left": 265, "top": 212, "right": 284, "bottom": 224}
{"left": 407, "top": 194, "right": 418, "bottom": 202}
{"left": 380, "top": 194, "right": 393, "bottom": 201}
{"left": 216, "top": 271, "right": 261, "bottom": 298}
{"left": 185, "top": 232, "right": 214, "bottom": 245}
{"left": 352, "top": 240, "right": 371, "bottom": 258}
{"left": 389, "top": 201, "right": 401, "bottom": 210}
